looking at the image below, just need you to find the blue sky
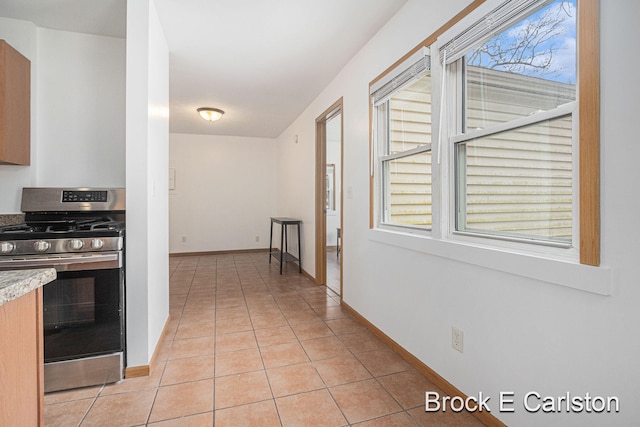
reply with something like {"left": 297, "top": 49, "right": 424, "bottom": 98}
{"left": 470, "top": 0, "right": 577, "bottom": 84}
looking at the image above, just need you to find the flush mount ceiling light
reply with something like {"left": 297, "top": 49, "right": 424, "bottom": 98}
{"left": 197, "top": 107, "right": 225, "bottom": 122}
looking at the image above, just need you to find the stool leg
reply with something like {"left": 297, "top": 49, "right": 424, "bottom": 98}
{"left": 297, "top": 223, "right": 302, "bottom": 273}
{"left": 269, "top": 220, "right": 273, "bottom": 264}
{"left": 280, "top": 224, "right": 284, "bottom": 274}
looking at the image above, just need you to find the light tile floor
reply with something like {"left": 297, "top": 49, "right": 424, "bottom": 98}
{"left": 44, "top": 252, "right": 485, "bottom": 426}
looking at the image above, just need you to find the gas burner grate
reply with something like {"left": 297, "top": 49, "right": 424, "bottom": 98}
{"left": 0, "top": 223, "right": 34, "bottom": 234}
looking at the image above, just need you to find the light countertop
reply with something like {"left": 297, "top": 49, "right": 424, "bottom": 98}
{"left": 0, "top": 268, "right": 56, "bottom": 306}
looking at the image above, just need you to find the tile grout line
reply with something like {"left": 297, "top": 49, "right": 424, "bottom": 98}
{"left": 210, "top": 255, "right": 217, "bottom": 427}
{"left": 247, "top": 256, "right": 284, "bottom": 427}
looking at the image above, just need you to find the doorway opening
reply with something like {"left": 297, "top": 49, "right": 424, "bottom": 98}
{"left": 315, "top": 98, "right": 343, "bottom": 297}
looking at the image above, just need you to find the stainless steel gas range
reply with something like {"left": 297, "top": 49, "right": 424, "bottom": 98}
{"left": 0, "top": 187, "right": 126, "bottom": 392}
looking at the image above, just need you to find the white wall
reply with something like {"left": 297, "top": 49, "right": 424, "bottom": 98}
{"left": 169, "top": 133, "right": 277, "bottom": 254}
{"left": 36, "top": 29, "right": 125, "bottom": 187}
{"left": 0, "top": 19, "right": 125, "bottom": 213}
{"left": 0, "top": 18, "right": 38, "bottom": 212}
{"left": 125, "top": 0, "right": 170, "bottom": 368}
{"left": 275, "top": 131, "right": 317, "bottom": 273}
{"left": 275, "top": 1, "right": 640, "bottom": 426}
{"left": 146, "top": 0, "right": 170, "bottom": 367}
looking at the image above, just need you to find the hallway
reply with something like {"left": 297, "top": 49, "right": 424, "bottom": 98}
{"left": 44, "top": 252, "right": 484, "bottom": 426}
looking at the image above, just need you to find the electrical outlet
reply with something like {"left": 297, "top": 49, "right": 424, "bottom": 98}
{"left": 452, "top": 327, "right": 464, "bottom": 353}
{"left": 181, "top": 236, "right": 187, "bottom": 243}
{"left": 255, "top": 235, "right": 260, "bottom": 242}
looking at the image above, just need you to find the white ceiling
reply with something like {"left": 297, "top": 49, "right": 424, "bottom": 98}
{"left": 0, "top": 0, "right": 127, "bottom": 38}
{"left": 0, "top": 0, "right": 407, "bottom": 138}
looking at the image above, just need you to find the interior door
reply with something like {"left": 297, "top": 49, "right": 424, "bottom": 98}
{"left": 315, "top": 98, "right": 343, "bottom": 297}
{"left": 324, "top": 114, "right": 342, "bottom": 295}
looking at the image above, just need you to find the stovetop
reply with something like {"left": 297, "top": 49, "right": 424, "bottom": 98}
{"left": 0, "top": 218, "right": 125, "bottom": 240}
{"left": 0, "top": 218, "right": 124, "bottom": 256}
{"left": 0, "top": 188, "right": 126, "bottom": 257}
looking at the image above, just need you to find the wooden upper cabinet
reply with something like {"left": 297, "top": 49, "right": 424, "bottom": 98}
{"left": 0, "top": 40, "right": 31, "bottom": 166}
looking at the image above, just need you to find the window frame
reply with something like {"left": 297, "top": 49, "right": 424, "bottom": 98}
{"left": 368, "top": 0, "right": 599, "bottom": 271}
{"left": 451, "top": 97, "right": 579, "bottom": 247}
{"left": 442, "top": 0, "right": 581, "bottom": 250}
{"left": 371, "top": 49, "right": 434, "bottom": 232}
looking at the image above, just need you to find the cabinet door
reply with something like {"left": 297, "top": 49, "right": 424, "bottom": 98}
{"left": 0, "top": 288, "right": 44, "bottom": 426}
{"left": 0, "top": 40, "right": 31, "bottom": 165}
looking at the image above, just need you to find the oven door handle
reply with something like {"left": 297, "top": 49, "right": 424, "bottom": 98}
{"left": 0, "top": 253, "right": 122, "bottom": 271}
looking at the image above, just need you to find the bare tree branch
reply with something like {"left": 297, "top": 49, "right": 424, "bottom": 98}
{"left": 467, "top": 1, "right": 574, "bottom": 79}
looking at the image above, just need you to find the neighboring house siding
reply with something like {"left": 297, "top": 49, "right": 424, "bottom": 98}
{"left": 387, "top": 76, "right": 432, "bottom": 226}
{"left": 387, "top": 68, "right": 574, "bottom": 240}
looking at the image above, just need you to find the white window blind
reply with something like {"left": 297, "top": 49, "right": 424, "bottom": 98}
{"left": 371, "top": 47, "right": 430, "bottom": 106}
{"left": 438, "top": 0, "right": 554, "bottom": 65}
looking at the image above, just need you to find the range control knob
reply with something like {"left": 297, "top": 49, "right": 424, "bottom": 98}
{"left": 69, "top": 239, "right": 84, "bottom": 250}
{"left": 0, "top": 241, "right": 15, "bottom": 254}
{"left": 91, "top": 239, "right": 104, "bottom": 250}
{"left": 34, "top": 240, "right": 51, "bottom": 252}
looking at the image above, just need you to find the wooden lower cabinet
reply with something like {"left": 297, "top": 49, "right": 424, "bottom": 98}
{"left": 0, "top": 288, "right": 44, "bottom": 427}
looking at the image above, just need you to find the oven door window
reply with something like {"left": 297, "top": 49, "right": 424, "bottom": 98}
{"left": 43, "top": 268, "right": 124, "bottom": 362}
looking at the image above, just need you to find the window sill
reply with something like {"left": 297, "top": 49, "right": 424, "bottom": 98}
{"left": 369, "top": 228, "right": 611, "bottom": 296}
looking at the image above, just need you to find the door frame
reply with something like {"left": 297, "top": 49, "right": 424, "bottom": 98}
{"left": 315, "top": 98, "right": 343, "bottom": 296}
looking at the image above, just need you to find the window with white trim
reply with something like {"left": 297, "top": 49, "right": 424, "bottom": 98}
{"left": 443, "top": 0, "right": 577, "bottom": 245}
{"left": 370, "top": 0, "right": 599, "bottom": 263}
{"left": 440, "top": 0, "right": 578, "bottom": 246}
{"left": 372, "top": 48, "right": 433, "bottom": 229}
